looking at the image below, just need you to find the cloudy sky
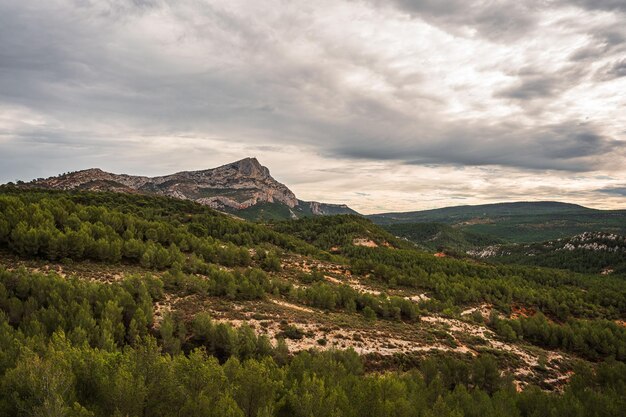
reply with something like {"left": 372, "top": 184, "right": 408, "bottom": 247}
{"left": 1, "top": 0, "right": 625, "bottom": 213}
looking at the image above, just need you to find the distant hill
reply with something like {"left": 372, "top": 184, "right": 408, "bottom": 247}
{"left": 382, "top": 222, "right": 503, "bottom": 252}
{"left": 469, "top": 232, "right": 626, "bottom": 276}
{"left": 17, "top": 157, "right": 358, "bottom": 220}
{"left": 369, "top": 201, "right": 590, "bottom": 224}
{"left": 369, "top": 201, "right": 626, "bottom": 243}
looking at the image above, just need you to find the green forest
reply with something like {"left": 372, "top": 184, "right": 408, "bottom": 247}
{"left": 0, "top": 188, "right": 625, "bottom": 416}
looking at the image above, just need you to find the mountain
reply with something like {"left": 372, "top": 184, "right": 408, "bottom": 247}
{"left": 369, "top": 201, "right": 626, "bottom": 243}
{"left": 22, "top": 157, "right": 358, "bottom": 220}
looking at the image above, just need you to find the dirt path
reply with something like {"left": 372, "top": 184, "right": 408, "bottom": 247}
{"left": 271, "top": 299, "right": 315, "bottom": 313}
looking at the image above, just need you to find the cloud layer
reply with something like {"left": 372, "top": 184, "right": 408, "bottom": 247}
{"left": 0, "top": 0, "right": 624, "bottom": 212}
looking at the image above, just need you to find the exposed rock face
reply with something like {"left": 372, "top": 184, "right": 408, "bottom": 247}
{"left": 26, "top": 157, "right": 356, "bottom": 217}
{"left": 306, "top": 200, "right": 357, "bottom": 216}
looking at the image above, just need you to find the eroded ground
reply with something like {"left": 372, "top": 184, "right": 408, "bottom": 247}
{"left": 0, "top": 251, "right": 574, "bottom": 390}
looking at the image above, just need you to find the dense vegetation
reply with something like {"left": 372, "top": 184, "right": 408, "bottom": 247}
{"left": 490, "top": 313, "right": 626, "bottom": 362}
{"left": 484, "top": 234, "right": 626, "bottom": 276}
{"left": 226, "top": 200, "right": 357, "bottom": 221}
{"left": 2, "top": 188, "right": 625, "bottom": 328}
{"left": 272, "top": 214, "right": 411, "bottom": 251}
{"left": 1, "top": 267, "right": 625, "bottom": 417}
{"left": 381, "top": 222, "right": 502, "bottom": 252}
{"left": 1, "top": 188, "right": 626, "bottom": 416}
{"left": 276, "top": 216, "right": 626, "bottom": 319}
{"left": 345, "top": 245, "right": 626, "bottom": 320}
{"left": 274, "top": 215, "right": 626, "bottom": 361}
{"left": 227, "top": 202, "right": 301, "bottom": 222}
{"left": 0, "top": 188, "right": 321, "bottom": 268}
{"left": 291, "top": 280, "right": 419, "bottom": 321}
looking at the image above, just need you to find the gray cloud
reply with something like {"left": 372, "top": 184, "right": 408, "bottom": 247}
{"left": 565, "top": 0, "right": 626, "bottom": 13}
{"left": 0, "top": 0, "right": 624, "bottom": 210}
{"left": 374, "top": 0, "right": 540, "bottom": 41}
{"left": 331, "top": 121, "right": 624, "bottom": 171}
{"left": 567, "top": 20, "right": 626, "bottom": 71}
{"left": 496, "top": 74, "right": 569, "bottom": 101}
{"left": 604, "top": 59, "right": 626, "bottom": 79}
{"left": 381, "top": 0, "right": 626, "bottom": 40}
{"left": 597, "top": 186, "right": 626, "bottom": 197}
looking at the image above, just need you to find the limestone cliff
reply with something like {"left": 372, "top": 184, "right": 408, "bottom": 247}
{"left": 26, "top": 157, "right": 357, "bottom": 218}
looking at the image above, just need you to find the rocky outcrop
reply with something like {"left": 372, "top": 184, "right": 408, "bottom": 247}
{"left": 307, "top": 201, "right": 357, "bottom": 216}
{"left": 25, "top": 157, "right": 356, "bottom": 218}
{"left": 466, "top": 232, "right": 626, "bottom": 258}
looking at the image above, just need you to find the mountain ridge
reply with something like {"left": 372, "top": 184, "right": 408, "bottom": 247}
{"left": 371, "top": 201, "right": 626, "bottom": 245}
{"left": 21, "top": 157, "right": 358, "bottom": 219}
{"left": 368, "top": 201, "right": 593, "bottom": 224}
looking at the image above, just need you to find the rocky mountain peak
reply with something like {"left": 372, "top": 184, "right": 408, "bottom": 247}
{"left": 223, "top": 157, "right": 270, "bottom": 178}
{"left": 81, "top": 168, "right": 105, "bottom": 174}
{"left": 20, "top": 157, "right": 357, "bottom": 219}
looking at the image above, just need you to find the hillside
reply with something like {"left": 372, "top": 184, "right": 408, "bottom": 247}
{"left": 20, "top": 157, "right": 357, "bottom": 220}
{"left": 369, "top": 201, "right": 626, "bottom": 243}
{"left": 382, "top": 222, "right": 504, "bottom": 252}
{"left": 0, "top": 188, "right": 625, "bottom": 416}
{"left": 469, "top": 232, "right": 626, "bottom": 276}
{"left": 234, "top": 200, "right": 358, "bottom": 221}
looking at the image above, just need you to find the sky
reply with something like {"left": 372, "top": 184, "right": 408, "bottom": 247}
{"left": 0, "top": 0, "right": 625, "bottom": 214}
